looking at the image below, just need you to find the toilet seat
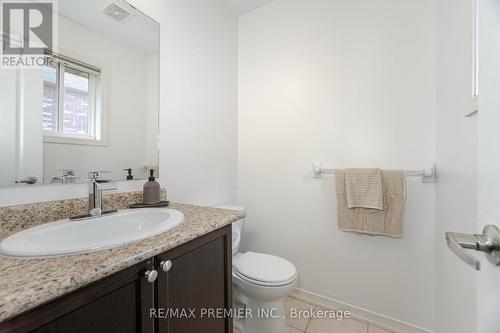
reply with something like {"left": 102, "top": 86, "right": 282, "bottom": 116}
{"left": 233, "top": 252, "right": 297, "bottom": 287}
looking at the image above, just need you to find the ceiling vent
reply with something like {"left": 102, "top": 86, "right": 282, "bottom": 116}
{"left": 100, "top": 1, "right": 137, "bottom": 23}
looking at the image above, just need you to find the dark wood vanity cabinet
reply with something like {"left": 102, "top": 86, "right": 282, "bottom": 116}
{"left": 0, "top": 225, "right": 232, "bottom": 333}
{"left": 156, "top": 226, "right": 232, "bottom": 333}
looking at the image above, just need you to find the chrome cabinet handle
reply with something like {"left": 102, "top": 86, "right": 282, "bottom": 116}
{"left": 144, "top": 270, "right": 158, "bottom": 283}
{"left": 446, "top": 224, "right": 500, "bottom": 271}
{"left": 160, "top": 260, "right": 172, "bottom": 272}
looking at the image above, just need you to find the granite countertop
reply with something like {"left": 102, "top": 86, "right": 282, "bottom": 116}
{"left": 0, "top": 203, "right": 244, "bottom": 323}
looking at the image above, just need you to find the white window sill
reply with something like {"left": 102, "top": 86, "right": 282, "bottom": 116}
{"left": 43, "top": 135, "right": 107, "bottom": 146}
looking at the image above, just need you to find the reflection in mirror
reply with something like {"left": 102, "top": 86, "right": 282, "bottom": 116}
{"left": 0, "top": 0, "right": 159, "bottom": 188}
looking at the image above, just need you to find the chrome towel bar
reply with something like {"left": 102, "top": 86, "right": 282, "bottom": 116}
{"left": 312, "top": 161, "right": 436, "bottom": 183}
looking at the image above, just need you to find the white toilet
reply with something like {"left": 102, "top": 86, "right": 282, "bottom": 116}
{"left": 214, "top": 205, "right": 298, "bottom": 333}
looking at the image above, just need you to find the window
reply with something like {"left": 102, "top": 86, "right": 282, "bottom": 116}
{"left": 43, "top": 55, "right": 103, "bottom": 144}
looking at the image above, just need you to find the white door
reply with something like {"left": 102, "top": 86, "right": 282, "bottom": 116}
{"left": 477, "top": 0, "right": 500, "bottom": 331}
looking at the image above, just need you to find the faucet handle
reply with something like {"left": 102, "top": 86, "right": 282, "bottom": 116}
{"left": 88, "top": 171, "right": 101, "bottom": 180}
{"left": 88, "top": 171, "right": 111, "bottom": 180}
{"left": 61, "top": 169, "right": 75, "bottom": 177}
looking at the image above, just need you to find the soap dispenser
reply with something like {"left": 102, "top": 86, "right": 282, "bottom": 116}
{"left": 123, "top": 168, "right": 134, "bottom": 180}
{"left": 143, "top": 169, "right": 160, "bottom": 204}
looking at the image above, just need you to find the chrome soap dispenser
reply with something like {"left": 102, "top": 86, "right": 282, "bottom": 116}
{"left": 143, "top": 169, "right": 160, "bottom": 204}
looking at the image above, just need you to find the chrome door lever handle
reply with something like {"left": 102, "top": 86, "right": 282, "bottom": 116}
{"left": 446, "top": 225, "right": 500, "bottom": 271}
{"left": 446, "top": 232, "right": 482, "bottom": 270}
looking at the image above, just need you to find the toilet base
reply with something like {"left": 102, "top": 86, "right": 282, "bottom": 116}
{"left": 234, "top": 290, "right": 288, "bottom": 333}
{"left": 231, "top": 250, "right": 298, "bottom": 333}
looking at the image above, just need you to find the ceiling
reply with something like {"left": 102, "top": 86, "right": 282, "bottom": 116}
{"left": 58, "top": 0, "right": 159, "bottom": 55}
{"left": 222, "top": 0, "right": 274, "bottom": 15}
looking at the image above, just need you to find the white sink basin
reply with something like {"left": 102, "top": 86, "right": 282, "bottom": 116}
{"left": 0, "top": 208, "right": 184, "bottom": 258}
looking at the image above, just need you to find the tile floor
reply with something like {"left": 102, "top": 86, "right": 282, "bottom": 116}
{"left": 234, "top": 297, "right": 394, "bottom": 333}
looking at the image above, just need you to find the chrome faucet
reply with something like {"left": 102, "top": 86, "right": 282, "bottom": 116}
{"left": 88, "top": 171, "right": 117, "bottom": 216}
{"left": 70, "top": 171, "right": 117, "bottom": 221}
{"left": 50, "top": 169, "right": 77, "bottom": 184}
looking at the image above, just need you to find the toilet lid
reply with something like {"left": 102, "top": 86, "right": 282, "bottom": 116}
{"left": 233, "top": 252, "right": 297, "bottom": 286}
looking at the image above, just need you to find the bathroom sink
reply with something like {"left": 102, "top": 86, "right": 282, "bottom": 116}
{"left": 0, "top": 209, "right": 184, "bottom": 258}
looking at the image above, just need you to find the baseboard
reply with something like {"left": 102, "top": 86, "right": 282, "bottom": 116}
{"left": 289, "top": 288, "right": 434, "bottom": 333}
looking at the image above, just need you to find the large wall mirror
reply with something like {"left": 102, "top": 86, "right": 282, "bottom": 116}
{"left": 0, "top": 0, "right": 159, "bottom": 188}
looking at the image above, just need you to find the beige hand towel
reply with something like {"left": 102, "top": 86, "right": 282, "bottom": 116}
{"left": 345, "top": 168, "right": 384, "bottom": 210}
{"left": 335, "top": 169, "right": 406, "bottom": 238}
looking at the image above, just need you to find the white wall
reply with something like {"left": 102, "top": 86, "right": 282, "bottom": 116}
{"left": 0, "top": 0, "right": 239, "bottom": 206}
{"left": 0, "top": 69, "right": 44, "bottom": 187}
{"left": 238, "top": 0, "right": 436, "bottom": 329}
{"left": 20, "top": 70, "right": 44, "bottom": 182}
{"left": 43, "top": 16, "right": 151, "bottom": 182}
{"left": 0, "top": 70, "right": 18, "bottom": 187}
{"left": 434, "top": 0, "right": 478, "bottom": 332}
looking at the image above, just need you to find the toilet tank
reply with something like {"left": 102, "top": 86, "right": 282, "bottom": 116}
{"left": 213, "top": 205, "right": 245, "bottom": 254}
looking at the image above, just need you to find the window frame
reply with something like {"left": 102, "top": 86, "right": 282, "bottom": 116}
{"left": 42, "top": 54, "right": 106, "bottom": 146}
{"left": 465, "top": 0, "right": 479, "bottom": 117}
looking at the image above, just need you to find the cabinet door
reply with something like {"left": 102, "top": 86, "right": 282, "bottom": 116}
{"left": 156, "top": 225, "right": 233, "bottom": 333}
{"left": 0, "top": 260, "right": 155, "bottom": 333}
